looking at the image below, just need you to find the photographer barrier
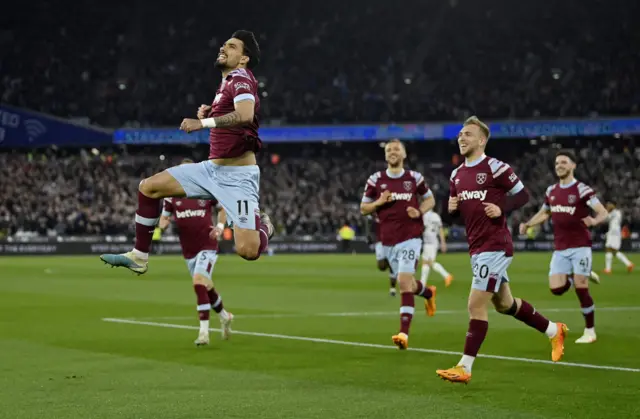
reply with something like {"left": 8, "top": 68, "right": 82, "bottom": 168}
{"left": 0, "top": 239, "right": 637, "bottom": 255}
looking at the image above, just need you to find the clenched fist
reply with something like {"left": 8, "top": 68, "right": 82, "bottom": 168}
{"left": 448, "top": 197, "right": 459, "bottom": 213}
{"left": 180, "top": 118, "right": 203, "bottom": 133}
{"left": 197, "top": 104, "right": 212, "bottom": 120}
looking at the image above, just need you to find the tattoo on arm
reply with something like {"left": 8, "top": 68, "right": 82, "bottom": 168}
{"left": 213, "top": 111, "right": 245, "bottom": 128}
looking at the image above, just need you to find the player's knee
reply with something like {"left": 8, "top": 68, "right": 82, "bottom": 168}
{"left": 495, "top": 299, "right": 517, "bottom": 315}
{"left": 377, "top": 260, "right": 388, "bottom": 271}
{"left": 550, "top": 287, "right": 566, "bottom": 296}
{"left": 573, "top": 275, "right": 589, "bottom": 288}
{"left": 139, "top": 178, "right": 162, "bottom": 199}
{"left": 192, "top": 274, "right": 209, "bottom": 286}
{"left": 422, "top": 259, "right": 433, "bottom": 267}
{"left": 236, "top": 242, "right": 260, "bottom": 261}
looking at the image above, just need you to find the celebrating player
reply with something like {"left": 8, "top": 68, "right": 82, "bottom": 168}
{"left": 520, "top": 150, "right": 609, "bottom": 344}
{"left": 100, "top": 30, "right": 273, "bottom": 273}
{"left": 437, "top": 117, "right": 567, "bottom": 384}
{"left": 157, "top": 161, "right": 233, "bottom": 345}
{"left": 366, "top": 215, "right": 398, "bottom": 296}
{"left": 361, "top": 139, "right": 437, "bottom": 350}
{"left": 603, "top": 201, "right": 634, "bottom": 274}
{"left": 419, "top": 209, "right": 454, "bottom": 287}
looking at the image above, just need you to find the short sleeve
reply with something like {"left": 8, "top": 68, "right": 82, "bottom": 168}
{"left": 362, "top": 174, "right": 379, "bottom": 203}
{"left": 229, "top": 77, "right": 256, "bottom": 104}
{"left": 492, "top": 163, "right": 523, "bottom": 196}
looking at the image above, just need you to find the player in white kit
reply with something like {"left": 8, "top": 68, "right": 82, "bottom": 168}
{"left": 420, "top": 210, "right": 454, "bottom": 287}
{"left": 603, "top": 201, "right": 634, "bottom": 274}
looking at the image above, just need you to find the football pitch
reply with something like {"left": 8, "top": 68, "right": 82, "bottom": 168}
{"left": 1, "top": 253, "right": 639, "bottom": 419}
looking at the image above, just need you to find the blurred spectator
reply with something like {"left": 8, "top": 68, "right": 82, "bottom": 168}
{"left": 1, "top": 136, "right": 638, "bottom": 238}
{"left": 2, "top": 0, "right": 639, "bottom": 127}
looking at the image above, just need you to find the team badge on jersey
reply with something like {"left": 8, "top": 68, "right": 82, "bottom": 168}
{"left": 381, "top": 184, "right": 387, "bottom": 189}
{"left": 176, "top": 200, "right": 182, "bottom": 206}
{"left": 198, "top": 200, "right": 206, "bottom": 207}
{"left": 403, "top": 181, "right": 413, "bottom": 191}
{"left": 568, "top": 195, "right": 576, "bottom": 204}
{"left": 476, "top": 173, "right": 487, "bottom": 185}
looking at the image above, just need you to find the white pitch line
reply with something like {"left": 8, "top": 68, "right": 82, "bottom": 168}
{"left": 102, "top": 317, "right": 640, "bottom": 373}
{"left": 134, "top": 306, "right": 640, "bottom": 321}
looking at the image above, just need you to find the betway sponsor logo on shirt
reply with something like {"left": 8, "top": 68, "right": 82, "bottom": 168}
{"left": 391, "top": 192, "right": 413, "bottom": 201}
{"left": 550, "top": 205, "right": 576, "bottom": 215}
{"left": 175, "top": 209, "right": 206, "bottom": 218}
{"left": 457, "top": 190, "right": 487, "bottom": 201}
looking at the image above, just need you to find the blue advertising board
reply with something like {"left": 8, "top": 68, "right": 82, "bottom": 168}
{"left": 0, "top": 105, "right": 112, "bottom": 148}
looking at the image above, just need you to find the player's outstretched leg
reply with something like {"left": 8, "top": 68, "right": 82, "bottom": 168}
{"left": 573, "top": 275, "right": 596, "bottom": 343}
{"left": 419, "top": 260, "right": 431, "bottom": 285}
{"left": 492, "top": 283, "right": 567, "bottom": 361}
{"left": 100, "top": 170, "right": 185, "bottom": 274}
{"left": 393, "top": 273, "right": 415, "bottom": 350}
{"left": 436, "top": 288, "right": 491, "bottom": 384}
{"left": 233, "top": 212, "right": 274, "bottom": 261}
{"left": 208, "top": 287, "right": 233, "bottom": 340}
{"left": 433, "top": 262, "right": 454, "bottom": 287}
{"left": 550, "top": 275, "right": 572, "bottom": 296}
{"left": 616, "top": 251, "right": 634, "bottom": 273}
{"left": 193, "top": 282, "right": 212, "bottom": 346}
{"left": 413, "top": 280, "right": 436, "bottom": 317}
{"left": 389, "top": 267, "right": 397, "bottom": 297}
{"left": 604, "top": 250, "right": 614, "bottom": 274}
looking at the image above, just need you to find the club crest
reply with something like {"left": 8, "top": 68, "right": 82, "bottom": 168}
{"left": 403, "top": 181, "right": 413, "bottom": 191}
{"left": 176, "top": 200, "right": 182, "bottom": 206}
{"left": 198, "top": 200, "right": 206, "bottom": 207}
{"left": 568, "top": 195, "right": 576, "bottom": 204}
{"left": 381, "top": 184, "right": 387, "bottom": 189}
{"left": 476, "top": 173, "right": 487, "bottom": 185}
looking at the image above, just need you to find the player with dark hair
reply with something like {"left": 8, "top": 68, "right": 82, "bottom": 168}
{"left": 437, "top": 117, "right": 567, "bottom": 384}
{"left": 157, "top": 159, "right": 233, "bottom": 346}
{"left": 100, "top": 30, "right": 274, "bottom": 273}
{"left": 361, "top": 139, "right": 437, "bottom": 350}
{"left": 520, "top": 149, "right": 609, "bottom": 344}
{"left": 602, "top": 200, "right": 634, "bottom": 274}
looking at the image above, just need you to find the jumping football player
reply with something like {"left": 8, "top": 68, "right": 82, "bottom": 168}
{"left": 158, "top": 160, "right": 233, "bottom": 345}
{"left": 520, "top": 150, "right": 609, "bottom": 344}
{"left": 361, "top": 139, "right": 437, "bottom": 350}
{"left": 100, "top": 30, "right": 273, "bottom": 273}
{"left": 437, "top": 117, "right": 567, "bottom": 384}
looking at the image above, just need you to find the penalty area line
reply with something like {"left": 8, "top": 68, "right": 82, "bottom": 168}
{"left": 102, "top": 317, "right": 640, "bottom": 373}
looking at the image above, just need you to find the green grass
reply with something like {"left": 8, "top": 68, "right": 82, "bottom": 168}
{"left": 1, "top": 252, "right": 639, "bottom": 419}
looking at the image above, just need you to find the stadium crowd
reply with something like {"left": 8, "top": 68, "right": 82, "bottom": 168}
{"left": 1, "top": 137, "right": 638, "bottom": 239}
{"left": 2, "top": 0, "right": 639, "bottom": 127}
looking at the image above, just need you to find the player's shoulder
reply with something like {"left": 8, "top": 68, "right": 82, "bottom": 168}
{"left": 576, "top": 180, "right": 595, "bottom": 198}
{"left": 450, "top": 163, "right": 465, "bottom": 180}
{"left": 367, "top": 171, "right": 383, "bottom": 186}
{"left": 486, "top": 156, "right": 511, "bottom": 178}
{"left": 545, "top": 184, "right": 558, "bottom": 196}
{"left": 408, "top": 170, "right": 425, "bottom": 184}
{"left": 227, "top": 68, "right": 255, "bottom": 82}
